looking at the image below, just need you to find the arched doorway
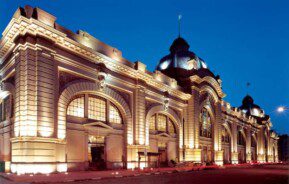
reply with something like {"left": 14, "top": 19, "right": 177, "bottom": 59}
{"left": 221, "top": 125, "right": 231, "bottom": 164}
{"left": 147, "top": 113, "right": 178, "bottom": 168}
{"left": 66, "top": 94, "right": 125, "bottom": 170}
{"left": 237, "top": 129, "right": 246, "bottom": 163}
{"left": 199, "top": 107, "right": 214, "bottom": 164}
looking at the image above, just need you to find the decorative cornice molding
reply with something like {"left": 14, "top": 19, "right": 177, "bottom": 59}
{"left": 0, "top": 16, "right": 191, "bottom": 101}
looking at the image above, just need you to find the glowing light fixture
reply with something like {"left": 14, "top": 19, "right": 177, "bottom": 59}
{"left": 277, "top": 106, "right": 287, "bottom": 113}
{"left": 98, "top": 72, "right": 107, "bottom": 90}
{"left": 163, "top": 91, "right": 169, "bottom": 111}
{"left": 201, "top": 61, "right": 207, "bottom": 68}
{"left": 160, "top": 61, "right": 169, "bottom": 70}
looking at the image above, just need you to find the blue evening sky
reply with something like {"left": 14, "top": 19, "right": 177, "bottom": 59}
{"left": 1, "top": 0, "right": 288, "bottom": 134}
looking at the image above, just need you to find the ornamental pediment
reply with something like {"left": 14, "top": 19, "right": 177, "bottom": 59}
{"left": 83, "top": 121, "right": 113, "bottom": 130}
{"left": 157, "top": 132, "right": 173, "bottom": 138}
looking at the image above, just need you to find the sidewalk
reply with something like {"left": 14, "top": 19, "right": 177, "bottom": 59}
{"left": 0, "top": 166, "right": 199, "bottom": 183}
{"left": 0, "top": 163, "right": 274, "bottom": 183}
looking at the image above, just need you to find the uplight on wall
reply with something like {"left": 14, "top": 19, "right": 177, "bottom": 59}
{"left": 57, "top": 163, "right": 68, "bottom": 172}
{"left": 11, "top": 164, "right": 55, "bottom": 175}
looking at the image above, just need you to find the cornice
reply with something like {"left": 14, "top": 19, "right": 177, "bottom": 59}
{"left": 0, "top": 16, "right": 191, "bottom": 101}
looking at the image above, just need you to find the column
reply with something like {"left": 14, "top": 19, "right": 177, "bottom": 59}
{"left": 133, "top": 85, "right": 146, "bottom": 145}
{"left": 214, "top": 102, "right": 223, "bottom": 166}
{"left": 245, "top": 128, "right": 252, "bottom": 163}
{"left": 11, "top": 37, "right": 66, "bottom": 174}
{"left": 231, "top": 122, "right": 238, "bottom": 164}
{"left": 127, "top": 84, "right": 147, "bottom": 169}
{"left": 257, "top": 127, "right": 265, "bottom": 163}
{"left": 185, "top": 88, "right": 201, "bottom": 162}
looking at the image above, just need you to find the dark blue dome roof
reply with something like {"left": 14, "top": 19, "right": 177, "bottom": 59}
{"left": 156, "top": 37, "right": 207, "bottom": 72}
{"left": 239, "top": 95, "right": 267, "bottom": 119}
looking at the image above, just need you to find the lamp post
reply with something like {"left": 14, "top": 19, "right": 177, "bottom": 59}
{"left": 277, "top": 106, "right": 287, "bottom": 113}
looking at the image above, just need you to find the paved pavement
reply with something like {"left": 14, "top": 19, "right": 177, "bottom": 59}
{"left": 51, "top": 164, "right": 289, "bottom": 184}
{"left": 0, "top": 164, "right": 288, "bottom": 184}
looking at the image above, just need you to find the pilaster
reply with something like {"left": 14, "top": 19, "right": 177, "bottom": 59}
{"left": 231, "top": 152, "right": 238, "bottom": 164}
{"left": 10, "top": 37, "right": 66, "bottom": 174}
{"left": 133, "top": 85, "right": 146, "bottom": 145}
{"left": 213, "top": 102, "right": 223, "bottom": 165}
{"left": 186, "top": 88, "right": 201, "bottom": 162}
{"left": 245, "top": 128, "right": 252, "bottom": 163}
{"left": 257, "top": 127, "right": 266, "bottom": 163}
{"left": 231, "top": 122, "right": 238, "bottom": 164}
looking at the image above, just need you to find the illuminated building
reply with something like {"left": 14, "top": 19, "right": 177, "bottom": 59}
{"left": 0, "top": 6, "right": 278, "bottom": 174}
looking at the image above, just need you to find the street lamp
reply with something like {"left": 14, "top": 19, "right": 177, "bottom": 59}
{"left": 277, "top": 106, "right": 287, "bottom": 113}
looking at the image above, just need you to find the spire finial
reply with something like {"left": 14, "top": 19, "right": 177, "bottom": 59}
{"left": 178, "top": 14, "right": 182, "bottom": 37}
{"left": 246, "top": 82, "right": 251, "bottom": 95}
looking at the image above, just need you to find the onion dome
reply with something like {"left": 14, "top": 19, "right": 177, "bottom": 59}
{"left": 156, "top": 37, "right": 219, "bottom": 90}
{"left": 239, "top": 95, "right": 269, "bottom": 123}
{"left": 157, "top": 37, "right": 207, "bottom": 72}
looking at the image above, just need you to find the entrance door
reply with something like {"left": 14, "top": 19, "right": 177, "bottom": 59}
{"left": 238, "top": 147, "right": 246, "bottom": 163}
{"left": 223, "top": 146, "right": 230, "bottom": 164}
{"left": 251, "top": 147, "right": 257, "bottom": 162}
{"left": 159, "top": 149, "right": 167, "bottom": 167}
{"left": 90, "top": 145, "right": 105, "bottom": 170}
{"left": 202, "top": 146, "right": 208, "bottom": 163}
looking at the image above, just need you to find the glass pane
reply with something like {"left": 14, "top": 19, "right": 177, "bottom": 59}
{"left": 109, "top": 104, "right": 122, "bottom": 124}
{"left": 88, "top": 97, "right": 106, "bottom": 121}
{"left": 149, "top": 115, "right": 156, "bottom": 130}
{"left": 67, "top": 97, "right": 85, "bottom": 117}
{"left": 168, "top": 118, "right": 175, "bottom": 134}
{"left": 200, "top": 108, "right": 212, "bottom": 138}
{"left": 157, "top": 114, "right": 166, "bottom": 132}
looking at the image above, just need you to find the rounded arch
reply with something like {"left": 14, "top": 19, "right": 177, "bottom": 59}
{"left": 189, "top": 75, "right": 225, "bottom": 98}
{"left": 239, "top": 128, "right": 247, "bottom": 144}
{"left": 252, "top": 133, "right": 258, "bottom": 145}
{"left": 146, "top": 105, "right": 181, "bottom": 129}
{"left": 2, "top": 82, "right": 15, "bottom": 95}
{"left": 199, "top": 92, "right": 217, "bottom": 123}
{"left": 145, "top": 105, "right": 182, "bottom": 147}
{"left": 199, "top": 85, "right": 219, "bottom": 104}
{"left": 58, "top": 81, "right": 133, "bottom": 144}
{"left": 222, "top": 122, "right": 233, "bottom": 139}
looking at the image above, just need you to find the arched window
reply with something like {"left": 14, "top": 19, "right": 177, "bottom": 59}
{"left": 67, "top": 96, "right": 85, "bottom": 117}
{"left": 168, "top": 119, "right": 175, "bottom": 134}
{"left": 237, "top": 131, "right": 245, "bottom": 146}
{"left": 199, "top": 108, "right": 212, "bottom": 138}
{"left": 109, "top": 104, "right": 122, "bottom": 124}
{"left": 88, "top": 97, "right": 106, "bottom": 121}
{"left": 221, "top": 127, "right": 230, "bottom": 143}
{"left": 149, "top": 113, "right": 176, "bottom": 134}
{"left": 157, "top": 114, "right": 167, "bottom": 132}
{"left": 251, "top": 136, "right": 257, "bottom": 147}
{"left": 67, "top": 94, "right": 123, "bottom": 124}
{"left": 149, "top": 115, "right": 156, "bottom": 131}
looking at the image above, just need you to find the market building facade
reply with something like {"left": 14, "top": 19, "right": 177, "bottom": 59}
{"left": 0, "top": 6, "right": 279, "bottom": 174}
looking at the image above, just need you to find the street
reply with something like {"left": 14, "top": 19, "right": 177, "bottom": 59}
{"left": 51, "top": 164, "right": 289, "bottom": 184}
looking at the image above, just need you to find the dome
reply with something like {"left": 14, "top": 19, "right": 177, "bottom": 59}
{"left": 239, "top": 95, "right": 264, "bottom": 118}
{"left": 156, "top": 37, "right": 207, "bottom": 72}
